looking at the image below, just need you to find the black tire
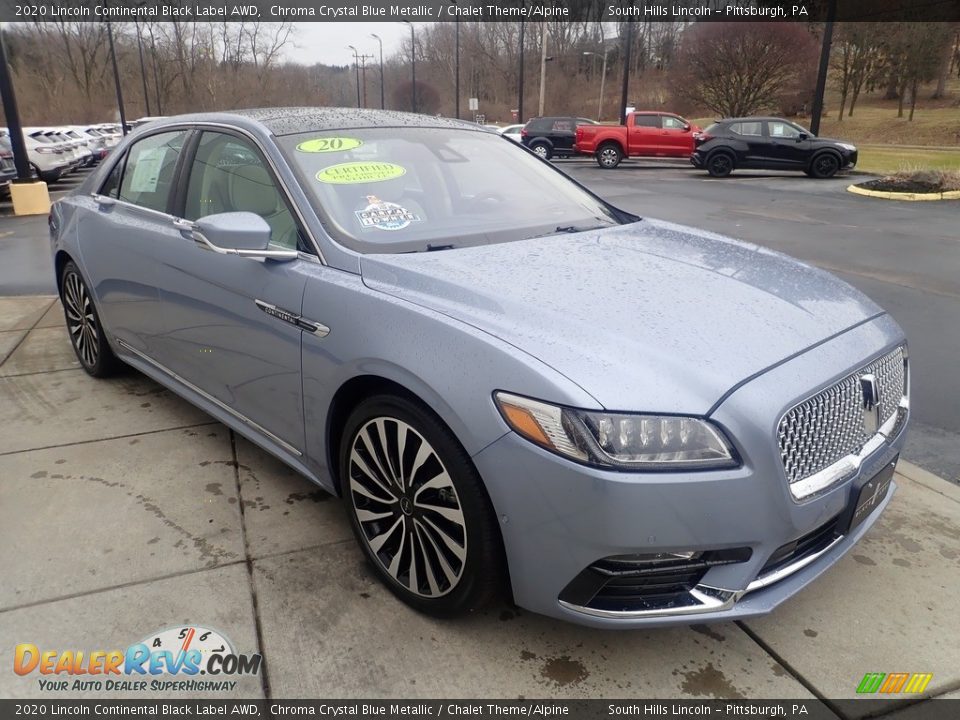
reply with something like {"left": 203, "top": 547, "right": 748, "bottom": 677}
{"left": 706, "top": 152, "right": 734, "bottom": 178}
{"left": 530, "top": 142, "right": 552, "bottom": 161}
{"left": 809, "top": 152, "right": 840, "bottom": 179}
{"left": 596, "top": 142, "right": 623, "bottom": 169}
{"left": 340, "top": 393, "right": 504, "bottom": 617}
{"left": 60, "top": 261, "right": 121, "bottom": 378}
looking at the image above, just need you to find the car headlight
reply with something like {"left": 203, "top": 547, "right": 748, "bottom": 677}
{"left": 494, "top": 392, "right": 738, "bottom": 471}
{"left": 837, "top": 143, "right": 857, "bottom": 152}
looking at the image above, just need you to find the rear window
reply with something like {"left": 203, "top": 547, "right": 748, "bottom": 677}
{"left": 729, "top": 121, "right": 763, "bottom": 137}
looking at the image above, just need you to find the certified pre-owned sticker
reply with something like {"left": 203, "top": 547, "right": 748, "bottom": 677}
{"left": 355, "top": 195, "right": 421, "bottom": 231}
{"left": 316, "top": 162, "right": 405, "bottom": 184}
{"left": 296, "top": 137, "right": 363, "bottom": 153}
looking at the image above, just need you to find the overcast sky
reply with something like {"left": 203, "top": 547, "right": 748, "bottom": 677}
{"left": 282, "top": 23, "right": 423, "bottom": 67}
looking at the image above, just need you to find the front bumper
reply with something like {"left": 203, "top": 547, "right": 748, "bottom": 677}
{"left": 690, "top": 150, "right": 705, "bottom": 168}
{"left": 472, "top": 315, "right": 908, "bottom": 627}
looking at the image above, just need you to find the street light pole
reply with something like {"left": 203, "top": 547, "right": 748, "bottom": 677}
{"left": 517, "top": 13, "right": 525, "bottom": 122}
{"left": 0, "top": 30, "right": 32, "bottom": 181}
{"left": 538, "top": 23, "right": 548, "bottom": 117}
{"left": 619, "top": 19, "right": 633, "bottom": 125}
{"left": 810, "top": 0, "right": 837, "bottom": 136}
{"left": 106, "top": 22, "right": 128, "bottom": 134}
{"left": 134, "top": 20, "right": 151, "bottom": 116}
{"left": 347, "top": 45, "right": 361, "bottom": 108}
{"left": 584, "top": 49, "right": 610, "bottom": 121}
{"left": 404, "top": 22, "right": 417, "bottom": 113}
{"left": 448, "top": 0, "right": 460, "bottom": 119}
{"left": 370, "top": 33, "right": 385, "bottom": 109}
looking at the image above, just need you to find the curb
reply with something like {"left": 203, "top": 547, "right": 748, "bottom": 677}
{"left": 847, "top": 184, "right": 960, "bottom": 201}
{"left": 897, "top": 460, "right": 959, "bottom": 495}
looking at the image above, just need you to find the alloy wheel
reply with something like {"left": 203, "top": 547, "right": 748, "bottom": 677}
{"left": 599, "top": 148, "right": 619, "bottom": 168}
{"left": 348, "top": 417, "right": 467, "bottom": 598}
{"left": 532, "top": 145, "right": 548, "bottom": 159}
{"left": 814, "top": 154, "right": 838, "bottom": 178}
{"left": 709, "top": 155, "right": 732, "bottom": 176}
{"left": 63, "top": 270, "right": 99, "bottom": 368}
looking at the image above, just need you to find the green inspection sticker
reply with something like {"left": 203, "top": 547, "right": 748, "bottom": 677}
{"left": 296, "top": 137, "right": 363, "bottom": 153}
{"left": 315, "top": 162, "right": 406, "bottom": 184}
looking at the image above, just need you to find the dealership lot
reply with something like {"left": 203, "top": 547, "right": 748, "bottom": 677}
{"left": 1, "top": 162, "right": 959, "bottom": 709}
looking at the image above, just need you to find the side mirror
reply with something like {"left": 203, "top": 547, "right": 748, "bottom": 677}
{"left": 180, "top": 212, "right": 298, "bottom": 262}
{"left": 797, "top": 132, "right": 809, "bottom": 141}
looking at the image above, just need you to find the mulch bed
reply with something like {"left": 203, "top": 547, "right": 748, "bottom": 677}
{"left": 859, "top": 176, "right": 954, "bottom": 194}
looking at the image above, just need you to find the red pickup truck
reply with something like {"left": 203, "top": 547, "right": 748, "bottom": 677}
{"left": 574, "top": 112, "right": 701, "bottom": 169}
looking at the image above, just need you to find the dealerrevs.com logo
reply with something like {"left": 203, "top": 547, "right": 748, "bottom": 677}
{"left": 14, "top": 626, "right": 262, "bottom": 693}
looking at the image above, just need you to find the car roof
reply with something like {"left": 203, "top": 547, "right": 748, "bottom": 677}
{"left": 719, "top": 117, "right": 791, "bottom": 123}
{"left": 146, "top": 107, "right": 485, "bottom": 137}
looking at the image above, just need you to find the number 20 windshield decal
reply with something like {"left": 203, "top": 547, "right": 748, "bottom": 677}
{"left": 296, "top": 137, "right": 363, "bottom": 153}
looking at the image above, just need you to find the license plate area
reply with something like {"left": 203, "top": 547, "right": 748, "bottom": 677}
{"left": 846, "top": 457, "right": 897, "bottom": 533}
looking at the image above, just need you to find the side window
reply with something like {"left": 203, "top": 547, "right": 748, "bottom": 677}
{"left": 769, "top": 121, "right": 802, "bottom": 139}
{"left": 117, "top": 131, "right": 187, "bottom": 213}
{"left": 99, "top": 153, "right": 126, "bottom": 199}
{"left": 550, "top": 119, "right": 573, "bottom": 132}
{"left": 633, "top": 115, "right": 660, "bottom": 128}
{"left": 730, "top": 122, "right": 763, "bottom": 137}
{"left": 184, "top": 131, "right": 301, "bottom": 251}
{"left": 662, "top": 116, "right": 687, "bottom": 130}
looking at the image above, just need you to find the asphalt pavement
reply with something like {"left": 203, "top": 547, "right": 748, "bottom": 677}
{"left": 4, "top": 160, "right": 956, "bottom": 481}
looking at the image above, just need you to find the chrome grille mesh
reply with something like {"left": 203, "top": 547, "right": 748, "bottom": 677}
{"left": 778, "top": 347, "right": 906, "bottom": 486}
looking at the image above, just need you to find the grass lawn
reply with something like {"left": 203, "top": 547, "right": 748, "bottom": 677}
{"left": 856, "top": 146, "right": 960, "bottom": 175}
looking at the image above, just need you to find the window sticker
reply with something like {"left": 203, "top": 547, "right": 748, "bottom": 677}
{"left": 355, "top": 195, "right": 421, "bottom": 231}
{"left": 316, "top": 162, "right": 405, "bottom": 184}
{"left": 296, "top": 137, "right": 363, "bottom": 153}
{"left": 128, "top": 147, "right": 167, "bottom": 193}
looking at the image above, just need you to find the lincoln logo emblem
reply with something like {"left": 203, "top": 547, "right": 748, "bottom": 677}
{"left": 860, "top": 374, "right": 881, "bottom": 434}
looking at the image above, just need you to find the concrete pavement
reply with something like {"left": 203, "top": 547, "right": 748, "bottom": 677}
{"left": 1, "top": 295, "right": 958, "bottom": 711}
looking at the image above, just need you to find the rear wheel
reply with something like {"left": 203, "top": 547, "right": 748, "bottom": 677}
{"left": 596, "top": 143, "right": 623, "bottom": 169}
{"left": 530, "top": 142, "right": 552, "bottom": 161}
{"left": 809, "top": 153, "right": 840, "bottom": 179}
{"left": 60, "top": 261, "right": 120, "bottom": 378}
{"left": 340, "top": 394, "right": 504, "bottom": 617}
{"left": 707, "top": 152, "right": 734, "bottom": 178}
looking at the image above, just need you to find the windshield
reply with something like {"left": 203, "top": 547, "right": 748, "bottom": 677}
{"left": 278, "top": 127, "right": 621, "bottom": 253}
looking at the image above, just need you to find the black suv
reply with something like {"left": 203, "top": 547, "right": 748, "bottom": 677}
{"left": 521, "top": 117, "right": 597, "bottom": 160}
{"left": 691, "top": 117, "right": 858, "bottom": 178}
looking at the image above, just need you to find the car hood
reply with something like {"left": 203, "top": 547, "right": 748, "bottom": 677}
{"left": 360, "top": 220, "right": 883, "bottom": 414}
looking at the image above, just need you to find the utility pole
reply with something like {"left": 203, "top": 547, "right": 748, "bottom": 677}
{"left": 538, "top": 23, "right": 548, "bottom": 117}
{"left": 358, "top": 53, "right": 373, "bottom": 109}
{"left": 134, "top": 20, "right": 151, "bottom": 116}
{"left": 619, "top": 19, "right": 633, "bottom": 125}
{"left": 810, "top": 0, "right": 837, "bottom": 136}
{"left": 106, "top": 22, "right": 128, "bottom": 134}
{"left": 0, "top": 30, "right": 32, "bottom": 181}
{"left": 370, "top": 33, "right": 385, "bottom": 109}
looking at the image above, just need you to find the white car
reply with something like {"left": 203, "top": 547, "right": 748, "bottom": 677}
{"left": 20, "top": 133, "right": 71, "bottom": 182}
{"left": 498, "top": 124, "right": 524, "bottom": 143}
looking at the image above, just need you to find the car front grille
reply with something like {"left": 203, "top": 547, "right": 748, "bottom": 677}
{"left": 778, "top": 346, "right": 907, "bottom": 491}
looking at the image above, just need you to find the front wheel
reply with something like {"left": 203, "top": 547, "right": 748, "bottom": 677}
{"left": 61, "top": 261, "right": 120, "bottom": 378}
{"left": 596, "top": 143, "right": 623, "bottom": 169}
{"left": 809, "top": 153, "right": 840, "bottom": 179}
{"left": 340, "top": 394, "right": 504, "bottom": 617}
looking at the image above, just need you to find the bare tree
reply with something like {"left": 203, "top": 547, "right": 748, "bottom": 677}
{"left": 674, "top": 23, "right": 818, "bottom": 117}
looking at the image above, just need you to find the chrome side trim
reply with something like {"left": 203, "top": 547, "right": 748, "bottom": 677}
{"left": 255, "top": 299, "right": 330, "bottom": 337}
{"left": 789, "top": 397, "right": 908, "bottom": 501}
{"left": 115, "top": 338, "right": 303, "bottom": 457}
{"left": 558, "top": 585, "right": 744, "bottom": 620}
{"left": 744, "top": 535, "right": 845, "bottom": 593}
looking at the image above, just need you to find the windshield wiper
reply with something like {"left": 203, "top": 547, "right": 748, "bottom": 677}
{"left": 527, "top": 224, "right": 610, "bottom": 240}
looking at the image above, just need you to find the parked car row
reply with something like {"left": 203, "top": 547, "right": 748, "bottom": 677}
{"left": 0, "top": 123, "right": 123, "bottom": 187}
{"left": 502, "top": 112, "right": 857, "bottom": 179}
